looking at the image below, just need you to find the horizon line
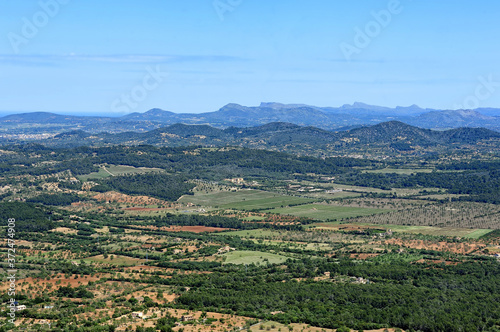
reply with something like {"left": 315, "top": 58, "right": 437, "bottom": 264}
{"left": 1, "top": 102, "right": 500, "bottom": 118}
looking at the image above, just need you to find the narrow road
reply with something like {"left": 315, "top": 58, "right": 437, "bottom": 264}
{"left": 102, "top": 166, "right": 115, "bottom": 176}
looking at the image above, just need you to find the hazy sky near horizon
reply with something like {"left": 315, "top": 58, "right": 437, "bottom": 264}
{"left": 1, "top": 0, "right": 499, "bottom": 116}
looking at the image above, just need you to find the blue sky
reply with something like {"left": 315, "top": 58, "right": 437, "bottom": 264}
{"left": 0, "top": 0, "right": 499, "bottom": 116}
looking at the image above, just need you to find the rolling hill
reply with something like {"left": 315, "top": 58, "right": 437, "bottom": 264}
{"left": 43, "top": 121, "right": 500, "bottom": 157}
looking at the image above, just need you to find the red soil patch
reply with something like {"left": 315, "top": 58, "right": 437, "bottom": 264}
{"left": 350, "top": 253, "right": 380, "bottom": 259}
{"left": 71, "top": 201, "right": 93, "bottom": 208}
{"left": 415, "top": 259, "right": 458, "bottom": 265}
{"left": 92, "top": 191, "right": 180, "bottom": 208}
{"left": 0, "top": 274, "right": 101, "bottom": 292}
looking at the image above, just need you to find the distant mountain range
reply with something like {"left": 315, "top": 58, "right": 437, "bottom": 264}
{"left": 1, "top": 102, "right": 500, "bottom": 135}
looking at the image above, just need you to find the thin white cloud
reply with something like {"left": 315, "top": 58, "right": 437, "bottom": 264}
{"left": 0, "top": 54, "right": 247, "bottom": 66}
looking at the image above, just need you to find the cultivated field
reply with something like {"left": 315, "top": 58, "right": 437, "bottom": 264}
{"left": 265, "top": 203, "right": 388, "bottom": 220}
{"left": 313, "top": 222, "right": 493, "bottom": 238}
{"left": 222, "top": 250, "right": 289, "bottom": 265}
{"left": 179, "top": 189, "right": 316, "bottom": 210}
{"left": 351, "top": 201, "right": 500, "bottom": 229}
{"left": 84, "top": 254, "right": 146, "bottom": 266}
{"left": 78, "top": 164, "right": 162, "bottom": 181}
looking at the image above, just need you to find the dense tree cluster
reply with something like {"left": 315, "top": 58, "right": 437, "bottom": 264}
{"left": 156, "top": 213, "right": 260, "bottom": 230}
{"left": 338, "top": 170, "right": 500, "bottom": 203}
{"left": 27, "top": 193, "right": 83, "bottom": 206}
{"left": 175, "top": 258, "right": 500, "bottom": 332}
{"left": 55, "top": 286, "right": 94, "bottom": 299}
{"left": 0, "top": 144, "right": 375, "bottom": 181}
{"left": 0, "top": 202, "right": 54, "bottom": 232}
{"left": 93, "top": 173, "right": 195, "bottom": 201}
{"left": 6, "top": 142, "right": 500, "bottom": 203}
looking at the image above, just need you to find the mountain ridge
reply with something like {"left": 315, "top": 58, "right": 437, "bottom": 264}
{"left": 2, "top": 102, "right": 500, "bottom": 135}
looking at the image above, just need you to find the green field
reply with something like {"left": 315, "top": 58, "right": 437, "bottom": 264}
{"left": 314, "top": 222, "right": 494, "bottom": 238}
{"left": 179, "top": 189, "right": 316, "bottom": 210}
{"left": 222, "top": 250, "right": 289, "bottom": 265}
{"left": 466, "top": 229, "right": 495, "bottom": 238}
{"left": 307, "top": 191, "right": 362, "bottom": 199}
{"left": 216, "top": 229, "right": 335, "bottom": 250}
{"left": 242, "top": 216, "right": 267, "bottom": 221}
{"left": 78, "top": 165, "right": 162, "bottom": 181}
{"left": 265, "top": 204, "right": 388, "bottom": 221}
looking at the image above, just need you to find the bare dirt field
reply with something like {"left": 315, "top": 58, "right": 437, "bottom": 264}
{"left": 415, "top": 259, "right": 458, "bottom": 265}
{"left": 51, "top": 227, "right": 78, "bottom": 235}
{"left": 0, "top": 274, "right": 101, "bottom": 292}
{"left": 350, "top": 253, "right": 381, "bottom": 259}
{"left": 93, "top": 191, "right": 177, "bottom": 207}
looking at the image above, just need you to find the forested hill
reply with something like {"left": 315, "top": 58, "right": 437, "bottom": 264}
{"left": 345, "top": 121, "right": 500, "bottom": 144}
{"left": 28, "top": 121, "right": 500, "bottom": 156}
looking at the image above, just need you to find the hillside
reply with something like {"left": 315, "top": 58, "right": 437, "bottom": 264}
{"left": 43, "top": 121, "right": 500, "bottom": 157}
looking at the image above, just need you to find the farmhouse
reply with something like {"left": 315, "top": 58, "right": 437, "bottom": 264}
{"left": 181, "top": 315, "right": 195, "bottom": 322}
{"left": 326, "top": 189, "right": 342, "bottom": 194}
{"left": 378, "top": 229, "right": 393, "bottom": 238}
{"left": 354, "top": 277, "right": 369, "bottom": 284}
{"left": 131, "top": 312, "right": 143, "bottom": 319}
{"left": 320, "top": 176, "right": 336, "bottom": 181}
{"left": 227, "top": 178, "right": 244, "bottom": 185}
{"left": 218, "top": 246, "right": 236, "bottom": 254}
